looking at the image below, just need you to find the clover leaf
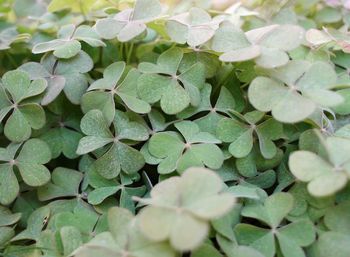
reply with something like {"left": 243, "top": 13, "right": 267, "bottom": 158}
{"left": 214, "top": 23, "right": 304, "bottom": 68}
{"left": 216, "top": 234, "right": 265, "bottom": 257}
{"left": 0, "top": 206, "right": 21, "bottom": 247}
{"left": 11, "top": 206, "right": 50, "bottom": 242}
{"left": 33, "top": 24, "right": 105, "bottom": 59}
{"left": 76, "top": 110, "right": 148, "bottom": 179}
{"left": 222, "top": 158, "right": 277, "bottom": 190}
{"left": 95, "top": 0, "right": 161, "bottom": 42}
{"left": 147, "top": 120, "right": 224, "bottom": 174}
{"left": 38, "top": 167, "right": 83, "bottom": 201}
{"left": 39, "top": 98, "right": 83, "bottom": 159}
{"left": 86, "top": 167, "right": 146, "bottom": 213}
{"left": 73, "top": 207, "right": 176, "bottom": 257}
{"left": 20, "top": 50, "right": 93, "bottom": 104}
{"left": 234, "top": 192, "right": 316, "bottom": 257}
{"left": 315, "top": 200, "right": 350, "bottom": 257}
{"left": 0, "top": 70, "right": 47, "bottom": 142}
{"left": 178, "top": 83, "right": 236, "bottom": 134}
{"left": 0, "top": 139, "right": 51, "bottom": 205}
{"left": 137, "top": 47, "right": 205, "bottom": 114}
{"left": 289, "top": 136, "right": 350, "bottom": 197}
{"left": 0, "top": 206, "right": 21, "bottom": 227}
{"left": 232, "top": 147, "right": 284, "bottom": 190}
{"left": 51, "top": 201, "right": 100, "bottom": 241}
{"left": 248, "top": 60, "right": 344, "bottom": 123}
{"left": 217, "top": 111, "right": 283, "bottom": 159}
{"left": 136, "top": 167, "right": 235, "bottom": 251}
{"left": 166, "top": 7, "right": 224, "bottom": 47}
{"left": 37, "top": 226, "right": 83, "bottom": 257}
{"left": 82, "top": 62, "right": 151, "bottom": 124}
{"left": 211, "top": 21, "right": 261, "bottom": 63}
{"left": 316, "top": 231, "right": 350, "bottom": 257}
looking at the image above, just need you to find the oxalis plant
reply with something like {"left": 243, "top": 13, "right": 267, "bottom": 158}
{"left": 1, "top": 0, "right": 350, "bottom": 257}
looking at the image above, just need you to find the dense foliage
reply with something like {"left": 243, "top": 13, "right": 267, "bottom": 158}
{"left": 0, "top": 0, "right": 350, "bottom": 256}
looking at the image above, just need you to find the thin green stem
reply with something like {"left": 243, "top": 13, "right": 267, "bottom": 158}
{"left": 126, "top": 42, "right": 134, "bottom": 64}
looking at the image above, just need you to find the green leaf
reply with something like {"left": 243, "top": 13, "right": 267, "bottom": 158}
{"left": 317, "top": 232, "right": 350, "bottom": 257}
{"left": 38, "top": 167, "right": 83, "bottom": 201}
{"left": 88, "top": 186, "right": 121, "bottom": 205}
{"left": 248, "top": 77, "right": 315, "bottom": 123}
{"left": 0, "top": 164, "right": 19, "bottom": 205}
{"left": 11, "top": 206, "right": 50, "bottom": 241}
{"left": 60, "top": 226, "right": 83, "bottom": 256}
{"left": 324, "top": 201, "right": 350, "bottom": 233}
{"left": 137, "top": 168, "right": 234, "bottom": 251}
{"left": 0, "top": 206, "right": 21, "bottom": 227}
{"left": 234, "top": 224, "right": 275, "bottom": 257}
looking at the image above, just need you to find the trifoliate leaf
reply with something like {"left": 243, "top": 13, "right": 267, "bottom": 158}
{"left": 289, "top": 136, "right": 350, "bottom": 196}
{"left": 137, "top": 167, "right": 235, "bottom": 251}
{"left": 77, "top": 110, "right": 147, "bottom": 178}
{"left": 167, "top": 7, "right": 224, "bottom": 47}
{"left": 38, "top": 167, "right": 83, "bottom": 201}
{"left": 95, "top": 0, "right": 161, "bottom": 42}
{"left": 148, "top": 121, "right": 224, "bottom": 174}
{"left": 248, "top": 61, "right": 342, "bottom": 123}
{"left": 0, "top": 139, "right": 51, "bottom": 205}
{"left": 138, "top": 47, "right": 205, "bottom": 114}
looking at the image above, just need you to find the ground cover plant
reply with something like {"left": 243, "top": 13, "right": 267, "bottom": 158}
{"left": 0, "top": 0, "right": 350, "bottom": 256}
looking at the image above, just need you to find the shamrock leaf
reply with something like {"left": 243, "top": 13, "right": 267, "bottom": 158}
{"left": 0, "top": 206, "right": 21, "bottom": 227}
{"left": 0, "top": 206, "right": 21, "bottom": 246}
{"left": 82, "top": 62, "right": 151, "bottom": 123}
{"left": 222, "top": 158, "right": 277, "bottom": 190}
{"left": 248, "top": 60, "right": 344, "bottom": 123}
{"left": 87, "top": 167, "right": 146, "bottom": 213}
{"left": 20, "top": 50, "right": 93, "bottom": 104}
{"left": 191, "top": 242, "right": 223, "bottom": 257}
{"left": 148, "top": 120, "right": 224, "bottom": 174}
{"left": 140, "top": 110, "right": 173, "bottom": 165}
{"left": 316, "top": 232, "right": 350, "bottom": 257}
{"left": 211, "top": 21, "right": 261, "bottom": 63}
{"left": 37, "top": 167, "right": 83, "bottom": 201}
{"left": 324, "top": 200, "right": 350, "bottom": 234}
{"left": 0, "top": 70, "right": 47, "bottom": 142}
{"left": 137, "top": 47, "right": 205, "bottom": 114}
{"left": 39, "top": 97, "right": 83, "bottom": 159}
{"left": 315, "top": 200, "right": 350, "bottom": 257}
{"left": 234, "top": 193, "right": 316, "bottom": 257}
{"left": 11, "top": 206, "right": 50, "bottom": 242}
{"left": 214, "top": 23, "right": 304, "bottom": 68}
{"left": 52, "top": 201, "right": 100, "bottom": 241}
{"left": 136, "top": 167, "right": 236, "bottom": 251}
{"left": 179, "top": 51, "right": 220, "bottom": 78}
{"left": 33, "top": 24, "right": 105, "bottom": 59}
{"left": 76, "top": 110, "right": 148, "bottom": 179}
{"left": 95, "top": 0, "right": 161, "bottom": 42}
{"left": 289, "top": 136, "right": 350, "bottom": 196}
{"left": 178, "top": 83, "right": 236, "bottom": 134}
{"left": 37, "top": 226, "right": 83, "bottom": 257}
{"left": 73, "top": 207, "right": 176, "bottom": 257}
{"left": 166, "top": 7, "right": 224, "bottom": 47}
{"left": 217, "top": 111, "right": 283, "bottom": 159}
{"left": 216, "top": 234, "right": 265, "bottom": 257}
{"left": 0, "top": 139, "right": 51, "bottom": 205}
{"left": 235, "top": 146, "right": 283, "bottom": 182}
{"left": 0, "top": 228, "right": 14, "bottom": 248}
